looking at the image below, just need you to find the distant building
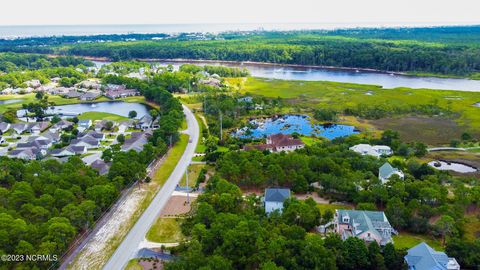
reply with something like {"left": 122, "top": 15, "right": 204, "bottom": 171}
{"left": 379, "top": 162, "right": 404, "bottom": 184}
{"left": 264, "top": 188, "right": 291, "bottom": 214}
{"left": 244, "top": 134, "right": 305, "bottom": 153}
{"left": 334, "top": 209, "right": 396, "bottom": 246}
{"left": 404, "top": 242, "right": 460, "bottom": 270}
{"left": 62, "top": 90, "right": 83, "bottom": 99}
{"left": 50, "top": 145, "right": 87, "bottom": 157}
{"left": 350, "top": 144, "right": 392, "bottom": 158}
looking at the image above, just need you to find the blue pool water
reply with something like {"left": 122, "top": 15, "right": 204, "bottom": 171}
{"left": 233, "top": 115, "right": 359, "bottom": 140}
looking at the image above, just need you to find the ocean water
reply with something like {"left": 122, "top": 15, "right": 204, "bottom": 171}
{"left": 0, "top": 22, "right": 463, "bottom": 38}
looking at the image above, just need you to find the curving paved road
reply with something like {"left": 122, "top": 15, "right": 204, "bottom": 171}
{"left": 102, "top": 105, "right": 199, "bottom": 270}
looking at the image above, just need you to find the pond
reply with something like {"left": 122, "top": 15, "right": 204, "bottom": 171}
{"left": 16, "top": 101, "right": 150, "bottom": 119}
{"left": 0, "top": 99, "right": 23, "bottom": 105}
{"left": 232, "top": 115, "right": 359, "bottom": 140}
{"left": 428, "top": 160, "right": 477, "bottom": 173}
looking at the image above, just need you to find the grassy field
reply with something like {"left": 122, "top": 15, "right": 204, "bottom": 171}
{"left": 393, "top": 232, "right": 443, "bottom": 251}
{"left": 77, "top": 111, "right": 129, "bottom": 122}
{"left": 180, "top": 164, "right": 206, "bottom": 187}
{"left": 146, "top": 217, "right": 184, "bottom": 243}
{"left": 125, "top": 259, "right": 143, "bottom": 270}
{"left": 316, "top": 203, "right": 353, "bottom": 214}
{"left": 151, "top": 134, "right": 189, "bottom": 186}
{"left": 238, "top": 77, "right": 480, "bottom": 144}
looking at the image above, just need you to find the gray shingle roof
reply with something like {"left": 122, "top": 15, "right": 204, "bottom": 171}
{"left": 264, "top": 188, "right": 291, "bottom": 203}
{"left": 405, "top": 242, "right": 458, "bottom": 270}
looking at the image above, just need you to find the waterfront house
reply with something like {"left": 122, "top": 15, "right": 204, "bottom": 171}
{"left": 404, "top": 242, "right": 460, "bottom": 270}
{"left": 80, "top": 91, "right": 101, "bottom": 101}
{"left": 42, "top": 130, "right": 61, "bottom": 143}
{"left": 136, "top": 115, "right": 153, "bottom": 130}
{"left": 118, "top": 120, "right": 134, "bottom": 133}
{"left": 350, "top": 144, "right": 393, "bottom": 158}
{"left": 77, "top": 120, "right": 92, "bottom": 133}
{"left": 63, "top": 90, "right": 83, "bottom": 99}
{"left": 379, "top": 162, "right": 404, "bottom": 184}
{"left": 264, "top": 188, "right": 291, "bottom": 214}
{"left": 334, "top": 209, "right": 396, "bottom": 246}
{"left": 244, "top": 134, "right": 304, "bottom": 153}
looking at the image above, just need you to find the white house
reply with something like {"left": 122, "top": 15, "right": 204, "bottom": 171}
{"left": 264, "top": 188, "right": 291, "bottom": 214}
{"left": 77, "top": 120, "right": 92, "bottom": 133}
{"left": 350, "top": 144, "right": 392, "bottom": 158}
{"left": 379, "top": 162, "right": 404, "bottom": 184}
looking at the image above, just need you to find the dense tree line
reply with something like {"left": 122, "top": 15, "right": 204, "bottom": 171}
{"left": 0, "top": 53, "right": 92, "bottom": 73}
{"left": 166, "top": 177, "right": 407, "bottom": 270}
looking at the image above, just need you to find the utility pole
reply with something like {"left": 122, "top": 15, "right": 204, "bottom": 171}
{"left": 220, "top": 111, "right": 223, "bottom": 141}
{"left": 186, "top": 165, "right": 190, "bottom": 204}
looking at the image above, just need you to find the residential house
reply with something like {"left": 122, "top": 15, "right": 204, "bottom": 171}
{"left": 81, "top": 131, "right": 106, "bottom": 141}
{"left": 404, "top": 242, "right": 460, "bottom": 270}
{"left": 121, "top": 132, "right": 151, "bottom": 152}
{"left": 71, "top": 137, "right": 100, "bottom": 149}
{"left": 28, "top": 122, "right": 50, "bottom": 134}
{"left": 199, "top": 77, "right": 222, "bottom": 87}
{"left": 90, "top": 159, "right": 111, "bottom": 175}
{"left": 11, "top": 123, "right": 29, "bottom": 134}
{"left": 379, "top": 162, "right": 404, "bottom": 184}
{"left": 25, "top": 79, "right": 41, "bottom": 89}
{"left": 80, "top": 92, "right": 101, "bottom": 101}
{"left": 42, "top": 130, "right": 61, "bottom": 143}
{"left": 77, "top": 120, "right": 92, "bottom": 133}
{"left": 264, "top": 188, "right": 291, "bottom": 214}
{"left": 78, "top": 80, "right": 101, "bottom": 90}
{"left": 350, "top": 144, "right": 393, "bottom": 158}
{"left": 50, "top": 145, "right": 86, "bottom": 157}
{"left": 118, "top": 120, "right": 134, "bottom": 133}
{"left": 334, "top": 210, "right": 396, "bottom": 246}
{"left": 50, "top": 120, "right": 73, "bottom": 132}
{"left": 0, "top": 122, "right": 11, "bottom": 134}
{"left": 244, "top": 134, "right": 305, "bottom": 153}
{"left": 62, "top": 90, "right": 83, "bottom": 99}
{"left": 136, "top": 115, "right": 153, "bottom": 130}
{"left": 94, "top": 120, "right": 115, "bottom": 132}
{"left": 8, "top": 148, "right": 40, "bottom": 160}
{"left": 17, "top": 139, "right": 51, "bottom": 150}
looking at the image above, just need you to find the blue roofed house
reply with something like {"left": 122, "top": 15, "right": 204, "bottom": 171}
{"left": 404, "top": 242, "right": 460, "bottom": 270}
{"left": 77, "top": 119, "right": 92, "bottom": 133}
{"left": 379, "top": 162, "right": 404, "bottom": 184}
{"left": 264, "top": 188, "right": 291, "bottom": 214}
{"left": 334, "top": 209, "right": 396, "bottom": 246}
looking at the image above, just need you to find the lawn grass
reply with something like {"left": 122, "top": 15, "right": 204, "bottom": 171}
{"left": 77, "top": 111, "right": 129, "bottom": 122}
{"left": 300, "top": 136, "right": 323, "bottom": 146}
{"left": 152, "top": 134, "right": 189, "bottom": 186}
{"left": 393, "top": 232, "right": 443, "bottom": 251}
{"left": 194, "top": 113, "right": 207, "bottom": 153}
{"left": 125, "top": 259, "right": 143, "bottom": 270}
{"left": 241, "top": 77, "right": 480, "bottom": 143}
{"left": 463, "top": 214, "right": 480, "bottom": 241}
{"left": 146, "top": 218, "right": 184, "bottom": 243}
{"left": 316, "top": 203, "right": 353, "bottom": 214}
{"left": 180, "top": 164, "right": 206, "bottom": 187}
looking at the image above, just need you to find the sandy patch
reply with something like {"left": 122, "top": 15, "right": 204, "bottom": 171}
{"left": 160, "top": 195, "right": 196, "bottom": 217}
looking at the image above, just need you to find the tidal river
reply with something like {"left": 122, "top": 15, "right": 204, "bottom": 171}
{"left": 161, "top": 60, "right": 480, "bottom": 92}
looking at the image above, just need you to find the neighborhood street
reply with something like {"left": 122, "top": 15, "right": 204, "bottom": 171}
{"left": 102, "top": 104, "right": 199, "bottom": 270}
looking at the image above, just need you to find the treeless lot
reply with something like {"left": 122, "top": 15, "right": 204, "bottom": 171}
{"left": 160, "top": 195, "right": 196, "bottom": 217}
{"left": 370, "top": 116, "right": 465, "bottom": 145}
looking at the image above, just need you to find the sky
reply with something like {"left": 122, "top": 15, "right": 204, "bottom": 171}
{"left": 1, "top": 0, "right": 479, "bottom": 26}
